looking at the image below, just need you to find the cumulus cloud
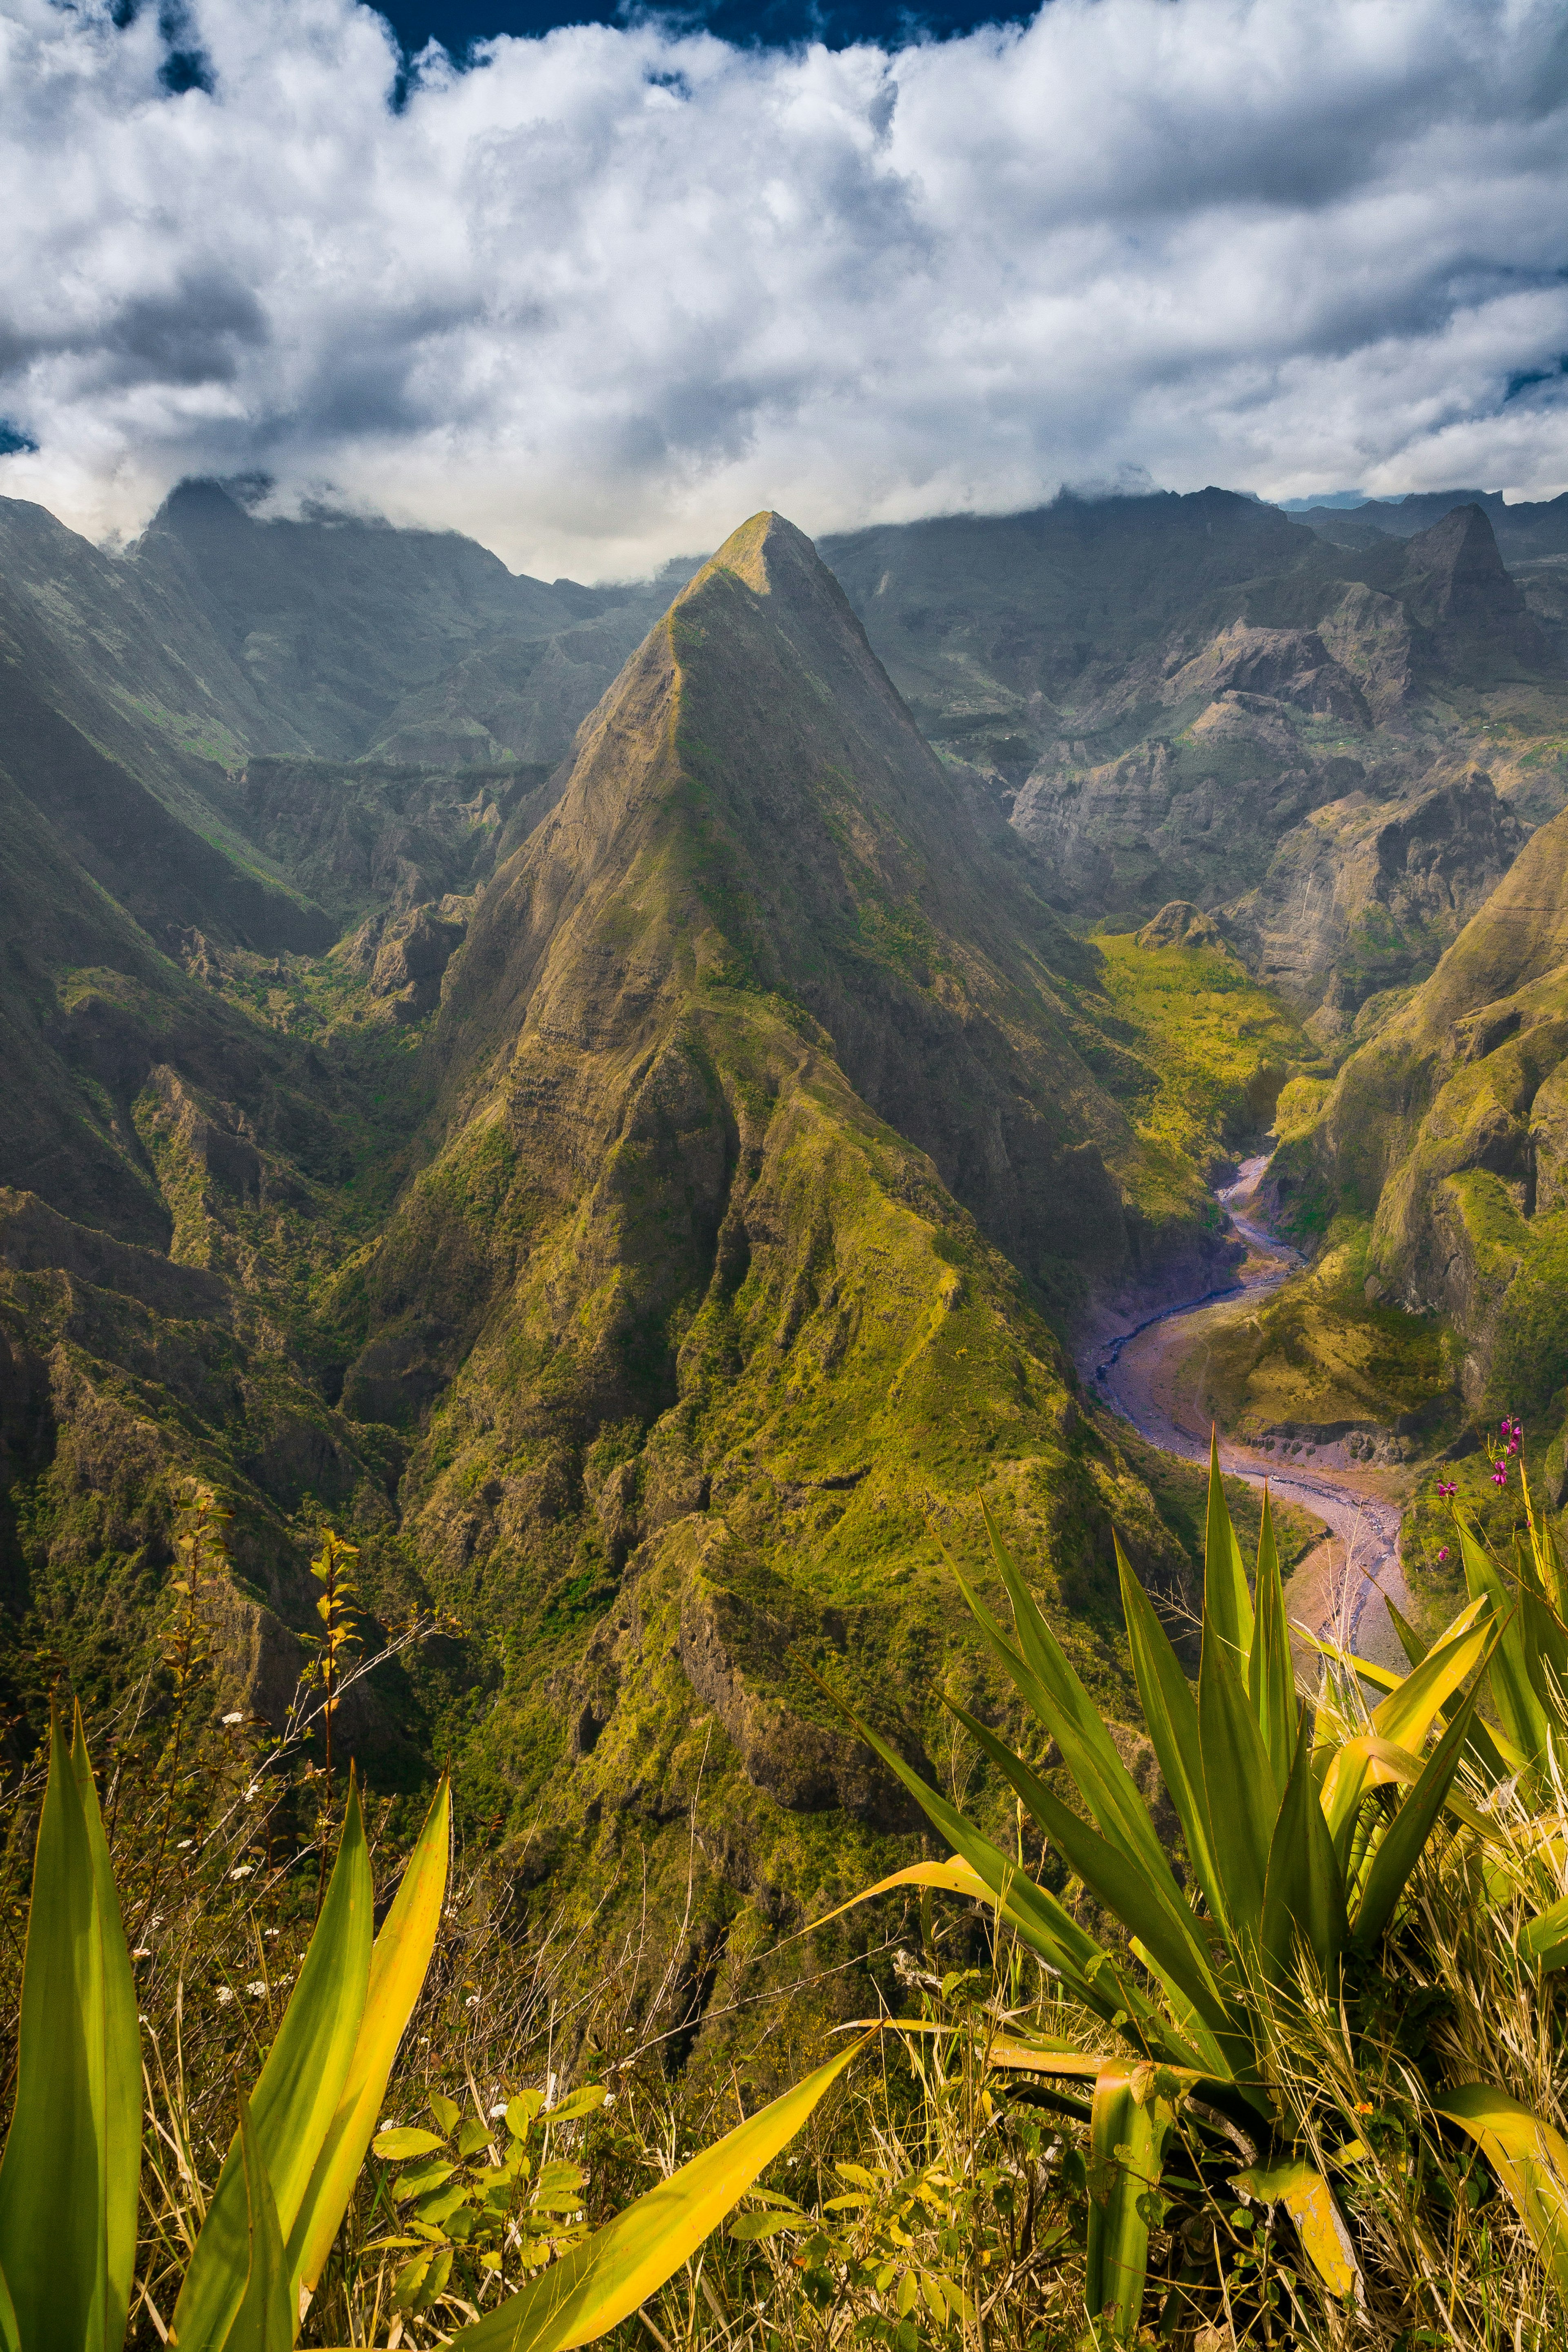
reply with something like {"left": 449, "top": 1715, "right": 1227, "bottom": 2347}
{"left": 0, "top": 0, "right": 1566, "bottom": 576}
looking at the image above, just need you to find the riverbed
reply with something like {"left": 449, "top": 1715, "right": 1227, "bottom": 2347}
{"left": 1087, "top": 1156, "right": 1411, "bottom": 1673}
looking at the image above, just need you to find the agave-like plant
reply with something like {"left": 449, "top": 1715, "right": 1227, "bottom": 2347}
{"left": 0, "top": 1708, "right": 864, "bottom": 2352}
{"left": 820, "top": 1443, "right": 1542, "bottom": 2345}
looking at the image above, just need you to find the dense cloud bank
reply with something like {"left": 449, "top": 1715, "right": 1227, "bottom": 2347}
{"left": 1, "top": 0, "right": 1566, "bottom": 577}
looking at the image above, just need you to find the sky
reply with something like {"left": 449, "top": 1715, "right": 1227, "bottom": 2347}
{"left": 1, "top": 0, "right": 1566, "bottom": 580}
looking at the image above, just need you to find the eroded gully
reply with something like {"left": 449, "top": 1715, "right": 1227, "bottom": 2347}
{"left": 1085, "top": 1156, "right": 1410, "bottom": 1669}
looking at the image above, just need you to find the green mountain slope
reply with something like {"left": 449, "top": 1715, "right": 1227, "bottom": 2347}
{"left": 317, "top": 511, "right": 1258, "bottom": 1953}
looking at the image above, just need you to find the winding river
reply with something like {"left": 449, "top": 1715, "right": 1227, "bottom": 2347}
{"left": 1087, "top": 1156, "right": 1410, "bottom": 1669}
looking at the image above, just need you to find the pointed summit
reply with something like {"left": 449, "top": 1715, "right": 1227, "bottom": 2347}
{"left": 434, "top": 506, "right": 1152, "bottom": 1300}
{"left": 1398, "top": 502, "right": 1554, "bottom": 677}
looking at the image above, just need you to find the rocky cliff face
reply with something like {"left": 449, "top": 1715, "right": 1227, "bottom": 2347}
{"left": 1278, "top": 800, "right": 1568, "bottom": 1430}
{"left": 830, "top": 496, "right": 1567, "bottom": 1039}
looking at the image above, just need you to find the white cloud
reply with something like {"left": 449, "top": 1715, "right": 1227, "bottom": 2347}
{"left": 0, "top": 0, "right": 1565, "bottom": 578}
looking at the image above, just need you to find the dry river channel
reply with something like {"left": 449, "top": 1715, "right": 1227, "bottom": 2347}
{"left": 1087, "top": 1157, "right": 1412, "bottom": 1675}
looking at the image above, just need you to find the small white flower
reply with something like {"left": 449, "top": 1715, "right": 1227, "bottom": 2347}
{"left": 244, "top": 1785, "right": 261, "bottom": 1802}
{"left": 216, "top": 1988, "right": 235, "bottom": 2007}
{"left": 177, "top": 1840, "right": 193, "bottom": 1851}
{"left": 489, "top": 2103, "right": 509, "bottom": 2119}
{"left": 418, "top": 2036, "right": 430, "bottom": 2045}
{"left": 264, "top": 1928, "right": 280, "bottom": 1938}
{"left": 245, "top": 1981, "right": 267, "bottom": 1999}
{"left": 223, "top": 1712, "right": 244, "bottom": 1725}
{"left": 131, "top": 1947, "right": 151, "bottom": 1960}
{"left": 380, "top": 2119, "right": 395, "bottom": 2131}
{"left": 465, "top": 1995, "right": 480, "bottom": 2009}
{"left": 230, "top": 1865, "right": 255, "bottom": 1880}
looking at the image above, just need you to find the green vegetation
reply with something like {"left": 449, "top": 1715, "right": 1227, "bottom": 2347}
{"left": 1092, "top": 929, "right": 1320, "bottom": 1180}
{"left": 822, "top": 1446, "right": 1568, "bottom": 2344}
{"left": 1185, "top": 1218, "right": 1454, "bottom": 1447}
{"left": 17, "top": 1447, "right": 1568, "bottom": 2349}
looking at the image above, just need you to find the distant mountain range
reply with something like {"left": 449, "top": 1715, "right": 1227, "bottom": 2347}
{"left": 2, "top": 466, "right": 1566, "bottom": 2000}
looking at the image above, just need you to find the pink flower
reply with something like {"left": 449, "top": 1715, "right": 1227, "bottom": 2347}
{"left": 1437, "top": 1548, "right": 1449, "bottom": 1563}
{"left": 1493, "top": 1465, "right": 1508, "bottom": 1486}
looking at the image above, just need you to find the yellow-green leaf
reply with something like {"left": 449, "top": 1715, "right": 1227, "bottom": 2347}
{"left": 1249, "top": 1492, "right": 1295, "bottom": 1798}
{"left": 1371, "top": 1605, "right": 1493, "bottom": 1756}
{"left": 375, "top": 2129, "right": 447, "bottom": 2162}
{"left": 549, "top": 2087, "right": 608, "bottom": 2123}
{"left": 174, "top": 1784, "right": 374, "bottom": 2352}
{"left": 1085, "top": 2062, "right": 1172, "bottom": 2346}
{"left": 292, "top": 1776, "right": 449, "bottom": 2293}
{"left": 1198, "top": 1615, "right": 1276, "bottom": 1947}
{"left": 1203, "top": 1433, "right": 1254, "bottom": 1666}
{"left": 448, "top": 2036, "right": 872, "bottom": 2350}
{"left": 810, "top": 1857, "right": 996, "bottom": 1932}
{"left": 1231, "top": 2158, "right": 1361, "bottom": 2305}
{"left": 0, "top": 1709, "right": 140, "bottom": 2352}
{"left": 1435, "top": 2084, "right": 1568, "bottom": 2297}
{"left": 226, "top": 2096, "right": 294, "bottom": 2352}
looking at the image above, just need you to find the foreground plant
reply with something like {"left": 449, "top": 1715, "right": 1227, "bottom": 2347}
{"left": 0, "top": 1704, "right": 866, "bottom": 2352}
{"left": 820, "top": 1440, "right": 1568, "bottom": 2344}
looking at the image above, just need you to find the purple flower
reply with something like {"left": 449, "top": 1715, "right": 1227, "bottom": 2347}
{"left": 1493, "top": 1464, "right": 1508, "bottom": 1486}
{"left": 1501, "top": 1417, "right": 1511, "bottom": 1432}
{"left": 1513, "top": 1421, "right": 1523, "bottom": 1439}
{"left": 1437, "top": 1547, "right": 1449, "bottom": 1563}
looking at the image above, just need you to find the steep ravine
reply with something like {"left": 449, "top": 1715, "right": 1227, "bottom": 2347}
{"left": 1086, "top": 1156, "right": 1411, "bottom": 1670}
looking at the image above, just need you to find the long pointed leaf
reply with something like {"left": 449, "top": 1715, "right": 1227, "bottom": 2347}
{"left": 810, "top": 1857, "right": 1000, "bottom": 1932}
{"left": 805, "top": 1668, "right": 1173, "bottom": 2046}
{"left": 1203, "top": 1433, "right": 1254, "bottom": 1666}
{"left": 1198, "top": 1621, "right": 1276, "bottom": 1948}
{"left": 1523, "top": 1890, "right": 1568, "bottom": 1971}
{"left": 1248, "top": 1492, "right": 1295, "bottom": 1798}
{"left": 0, "top": 1710, "right": 141, "bottom": 2352}
{"left": 971, "top": 1507, "right": 1172, "bottom": 1885}
{"left": 1371, "top": 1607, "right": 1493, "bottom": 1754}
{"left": 1352, "top": 1686, "right": 1482, "bottom": 1948}
{"left": 1085, "top": 2062, "right": 1172, "bottom": 2348}
{"left": 228, "top": 2096, "right": 294, "bottom": 2352}
{"left": 945, "top": 1697, "right": 1229, "bottom": 2030}
{"left": 1460, "top": 1519, "right": 1548, "bottom": 1768}
{"left": 1118, "top": 1544, "right": 1230, "bottom": 1935}
{"left": 174, "top": 1784, "right": 374, "bottom": 2352}
{"left": 290, "top": 1777, "right": 451, "bottom": 2296}
{"left": 449, "top": 2037, "right": 871, "bottom": 2350}
{"left": 0, "top": 2256, "right": 18, "bottom": 2352}
{"left": 1260, "top": 1710, "right": 1346, "bottom": 1988}
{"left": 1435, "top": 2084, "right": 1568, "bottom": 2297}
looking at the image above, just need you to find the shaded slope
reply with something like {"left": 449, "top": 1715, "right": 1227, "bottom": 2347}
{"left": 134, "top": 481, "right": 695, "bottom": 770}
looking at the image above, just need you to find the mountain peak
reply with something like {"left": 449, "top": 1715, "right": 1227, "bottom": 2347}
{"left": 1397, "top": 500, "right": 1554, "bottom": 673}
{"left": 685, "top": 510, "right": 812, "bottom": 599}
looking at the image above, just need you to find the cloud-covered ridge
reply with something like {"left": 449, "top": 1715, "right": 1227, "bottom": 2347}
{"left": 2, "top": 0, "right": 1566, "bottom": 577}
